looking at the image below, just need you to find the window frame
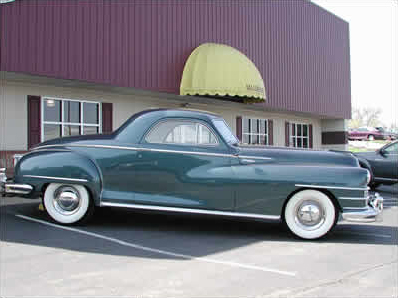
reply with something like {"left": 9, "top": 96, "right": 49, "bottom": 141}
{"left": 242, "top": 117, "right": 269, "bottom": 145}
{"left": 143, "top": 118, "right": 220, "bottom": 147}
{"left": 290, "top": 122, "right": 310, "bottom": 149}
{"left": 41, "top": 97, "right": 102, "bottom": 142}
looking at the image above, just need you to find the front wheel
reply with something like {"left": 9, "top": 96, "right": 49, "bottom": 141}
{"left": 43, "top": 183, "right": 94, "bottom": 225}
{"left": 367, "top": 134, "right": 375, "bottom": 141}
{"left": 284, "top": 189, "right": 337, "bottom": 239}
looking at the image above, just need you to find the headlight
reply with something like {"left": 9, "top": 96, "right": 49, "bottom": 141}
{"left": 366, "top": 169, "right": 371, "bottom": 184}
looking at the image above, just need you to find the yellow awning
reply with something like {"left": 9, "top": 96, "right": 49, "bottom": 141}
{"left": 180, "top": 43, "right": 266, "bottom": 102}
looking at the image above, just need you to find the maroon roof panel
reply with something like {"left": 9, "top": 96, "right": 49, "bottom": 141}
{"left": 0, "top": 0, "right": 351, "bottom": 118}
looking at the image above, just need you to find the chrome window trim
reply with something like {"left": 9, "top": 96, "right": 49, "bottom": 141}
{"left": 23, "top": 175, "right": 88, "bottom": 183}
{"left": 34, "top": 144, "right": 273, "bottom": 160}
{"left": 143, "top": 118, "right": 220, "bottom": 147}
{"left": 100, "top": 201, "right": 281, "bottom": 220}
{"left": 295, "top": 184, "right": 368, "bottom": 191}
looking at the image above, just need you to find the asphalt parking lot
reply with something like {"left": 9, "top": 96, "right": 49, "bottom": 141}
{"left": 1, "top": 185, "right": 397, "bottom": 297}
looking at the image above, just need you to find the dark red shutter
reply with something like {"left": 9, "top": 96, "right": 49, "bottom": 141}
{"left": 268, "top": 119, "right": 273, "bottom": 146}
{"left": 236, "top": 116, "right": 242, "bottom": 141}
{"left": 28, "top": 95, "right": 41, "bottom": 149}
{"left": 309, "top": 124, "right": 313, "bottom": 148}
{"left": 285, "top": 121, "right": 290, "bottom": 147}
{"left": 102, "top": 102, "right": 113, "bottom": 134}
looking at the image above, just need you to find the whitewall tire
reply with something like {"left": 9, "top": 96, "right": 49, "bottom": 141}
{"left": 43, "top": 183, "right": 93, "bottom": 225}
{"left": 284, "top": 189, "right": 336, "bottom": 239}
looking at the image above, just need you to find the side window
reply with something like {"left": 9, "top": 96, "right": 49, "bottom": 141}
{"left": 145, "top": 120, "right": 218, "bottom": 145}
{"left": 385, "top": 143, "right": 398, "bottom": 154}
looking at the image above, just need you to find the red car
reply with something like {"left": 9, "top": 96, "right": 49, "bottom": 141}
{"left": 348, "top": 127, "right": 389, "bottom": 141}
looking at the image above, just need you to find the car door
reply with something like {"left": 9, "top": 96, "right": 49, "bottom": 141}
{"left": 128, "top": 118, "right": 235, "bottom": 211}
{"left": 371, "top": 142, "right": 398, "bottom": 180}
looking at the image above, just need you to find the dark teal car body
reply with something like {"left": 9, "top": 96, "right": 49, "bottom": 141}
{"left": 0, "top": 109, "right": 384, "bottom": 239}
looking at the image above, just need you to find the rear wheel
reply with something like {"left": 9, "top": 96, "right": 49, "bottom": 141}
{"left": 284, "top": 189, "right": 337, "bottom": 239}
{"left": 43, "top": 183, "right": 94, "bottom": 225}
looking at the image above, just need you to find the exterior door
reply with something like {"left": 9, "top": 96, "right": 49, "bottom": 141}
{"left": 371, "top": 142, "right": 398, "bottom": 180}
{"left": 129, "top": 119, "right": 235, "bottom": 211}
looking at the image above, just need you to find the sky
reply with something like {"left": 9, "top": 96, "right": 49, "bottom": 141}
{"left": 312, "top": 0, "right": 397, "bottom": 128}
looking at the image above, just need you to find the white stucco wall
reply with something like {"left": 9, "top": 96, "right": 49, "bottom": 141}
{"left": 1, "top": 79, "right": 322, "bottom": 151}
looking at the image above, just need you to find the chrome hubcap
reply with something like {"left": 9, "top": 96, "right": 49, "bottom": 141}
{"left": 295, "top": 200, "right": 325, "bottom": 230}
{"left": 53, "top": 186, "right": 81, "bottom": 215}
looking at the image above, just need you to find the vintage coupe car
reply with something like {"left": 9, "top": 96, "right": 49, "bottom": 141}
{"left": 355, "top": 140, "right": 398, "bottom": 189}
{"left": 0, "top": 109, "right": 383, "bottom": 239}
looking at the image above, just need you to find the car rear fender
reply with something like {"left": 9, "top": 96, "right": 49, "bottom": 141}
{"left": 14, "top": 149, "right": 102, "bottom": 205}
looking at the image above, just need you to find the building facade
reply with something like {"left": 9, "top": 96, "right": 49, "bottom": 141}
{"left": 0, "top": 0, "right": 351, "bottom": 168}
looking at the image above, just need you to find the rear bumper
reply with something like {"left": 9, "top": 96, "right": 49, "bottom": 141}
{"left": 342, "top": 193, "right": 383, "bottom": 223}
{"left": 0, "top": 168, "right": 33, "bottom": 196}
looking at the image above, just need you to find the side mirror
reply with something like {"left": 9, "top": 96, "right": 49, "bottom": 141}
{"left": 378, "top": 148, "right": 386, "bottom": 156}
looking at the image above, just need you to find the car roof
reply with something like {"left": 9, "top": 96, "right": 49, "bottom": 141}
{"left": 114, "top": 108, "right": 223, "bottom": 143}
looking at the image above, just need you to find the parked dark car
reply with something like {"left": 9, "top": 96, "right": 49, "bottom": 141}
{"left": 355, "top": 140, "right": 398, "bottom": 188}
{"left": 0, "top": 109, "right": 383, "bottom": 239}
{"left": 348, "top": 127, "right": 386, "bottom": 141}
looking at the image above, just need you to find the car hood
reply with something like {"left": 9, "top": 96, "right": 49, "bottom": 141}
{"left": 236, "top": 145, "right": 360, "bottom": 167}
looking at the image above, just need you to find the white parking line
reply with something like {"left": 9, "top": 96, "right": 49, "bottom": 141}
{"left": 15, "top": 214, "right": 296, "bottom": 277}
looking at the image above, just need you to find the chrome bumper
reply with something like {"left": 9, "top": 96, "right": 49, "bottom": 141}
{"left": 0, "top": 168, "right": 33, "bottom": 196}
{"left": 342, "top": 193, "right": 383, "bottom": 223}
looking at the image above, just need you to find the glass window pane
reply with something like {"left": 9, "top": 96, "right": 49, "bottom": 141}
{"left": 292, "top": 124, "right": 296, "bottom": 136}
{"left": 243, "top": 134, "right": 249, "bottom": 144}
{"left": 250, "top": 134, "right": 259, "bottom": 145}
{"left": 44, "top": 124, "right": 61, "bottom": 141}
{"left": 64, "top": 125, "right": 80, "bottom": 137}
{"left": 83, "top": 102, "right": 99, "bottom": 124}
{"left": 264, "top": 135, "right": 268, "bottom": 145}
{"left": 297, "top": 137, "right": 302, "bottom": 148}
{"left": 251, "top": 119, "right": 259, "bottom": 134}
{"left": 44, "top": 99, "right": 61, "bottom": 122}
{"left": 303, "top": 138, "right": 308, "bottom": 148}
{"left": 83, "top": 126, "right": 99, "bottom": 135}
{"left": 260, "top": 120, "right": 266, "bottom": 134}
{"left": 291, "top": 137, "right": 296, "bottom": 147}
{"left": 181, "top": 124, "right": 197, "bottom": 144}
{"left": 243, "top": 118, "right": 250, "bottom": 134}
{"left": 64, "top": 101, "right": 80, "bottom": 123}
{"left": 260, "top": 134, "right": 266, "bottom": 145}
{"left": 303, "top": 125, "right": 308, "bottom": 137}
{"left": 198, "top": 124, "right": 217, "bottom": 145}
{"left": 297, "top": 124, "right": 302, "bottom": 136}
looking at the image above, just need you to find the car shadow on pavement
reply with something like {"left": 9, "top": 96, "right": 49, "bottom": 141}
{"left": 1, "top": 201, "right": 397, "bottom": 261}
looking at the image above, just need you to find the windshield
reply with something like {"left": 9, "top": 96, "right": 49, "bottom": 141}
{"left": 212, "top": 119, "right": 239, "bottom": 145}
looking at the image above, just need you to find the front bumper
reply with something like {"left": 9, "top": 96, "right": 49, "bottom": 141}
{"left": 342, "top": 193, "right": 383, "bottom": 222}
{"left": 0, "top": 168, "right": 33, "bottom": 196}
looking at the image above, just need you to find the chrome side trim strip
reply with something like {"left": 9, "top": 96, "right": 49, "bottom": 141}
{"left": 23, "top": 175, "right": 88, "bottom": 183}
{"left": 374, "top": 177, "right": 398, "bottom": 182}
{"left": 295, "top": 184, "right": 368, "bottom": 191}
{"left": 100, "top": 201, "right": 281, "bottom": 220}
{"left": 238, "top": 155, "right": 272, "bottom": 160}
{"left": 342, "top": 206, "right": 367, "bottom": 210}
{"left": 338, "top": 197, "right": 367, "bottom": 201}
{"left": 35, "top": 144, "right": 273, "bottom": 160}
